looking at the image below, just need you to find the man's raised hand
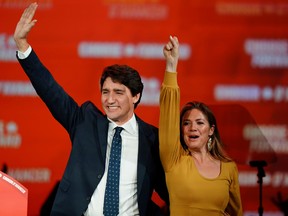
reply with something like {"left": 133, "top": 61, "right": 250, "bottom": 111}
{"left": 14, "top": 2, "right": 38, "bottom": 52}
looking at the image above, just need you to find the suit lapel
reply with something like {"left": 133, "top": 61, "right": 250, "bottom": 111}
{"left": 96, "top": 116, "right": 109, "bottom": 163}
{"left": 136, "top": 117, "right": 152, "bottom": 196}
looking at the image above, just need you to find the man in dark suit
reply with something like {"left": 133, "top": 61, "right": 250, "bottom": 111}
{"left": 14, "top": 3, "right": 169, "bottom": 216}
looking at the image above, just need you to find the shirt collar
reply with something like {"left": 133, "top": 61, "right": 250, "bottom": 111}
{"left": 107, "top": 114, "right": 137, "bottom": 135}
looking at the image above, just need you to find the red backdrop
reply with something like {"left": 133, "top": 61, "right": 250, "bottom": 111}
{"left": 1, "top": 0, "right": 288, "bottom": 215}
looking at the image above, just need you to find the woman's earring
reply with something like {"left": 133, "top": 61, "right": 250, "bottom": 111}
{"left": 207, "top": 137, "right": 212, "bottom": 151}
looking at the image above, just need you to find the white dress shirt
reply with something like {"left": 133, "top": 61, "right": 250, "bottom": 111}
{"left": 85, "top": 115, "right": 139, "bottom": 216}
{"left": 17, "top": 45, "right": 32, "bottom": 59}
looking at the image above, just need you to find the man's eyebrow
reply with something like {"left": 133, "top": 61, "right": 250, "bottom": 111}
{"left": 114, "top": 89, "right": 125, "bottom": 93}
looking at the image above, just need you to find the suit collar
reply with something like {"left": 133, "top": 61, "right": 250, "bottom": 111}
{"left": 136, "top": 115, "right": 155, "bottom": 195}
{"left": 96, "top": 116, "right": 109, "bottom": 162}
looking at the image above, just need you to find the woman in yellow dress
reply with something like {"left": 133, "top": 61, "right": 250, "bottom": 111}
{"left": 159, "top": 36, "right": 243, "bottom": 216}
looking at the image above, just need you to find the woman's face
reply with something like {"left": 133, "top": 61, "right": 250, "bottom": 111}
{"left": 181, "top": 109, "right": 214, "bottom": 152}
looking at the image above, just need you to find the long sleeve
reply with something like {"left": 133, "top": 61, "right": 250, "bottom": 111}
{"left": 159, "top": 71, "right": 183, "bottom": 172}
{"left": 17, "top": 49, "right": 80, "bottom": 134}
{"left": 226, "top": 162, "right": 243, "bottom": 216}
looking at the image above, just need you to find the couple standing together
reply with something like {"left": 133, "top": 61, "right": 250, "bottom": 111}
{"left": 14, "top": 2, "right": 242, "bottom": 216}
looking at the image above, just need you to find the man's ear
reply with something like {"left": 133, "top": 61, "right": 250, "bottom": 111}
{"left": 133, "top": 93, "right": 140, "bottom": 104}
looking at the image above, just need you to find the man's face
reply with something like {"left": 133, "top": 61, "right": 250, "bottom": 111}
{"left": 101, "top": 77, "right": 140, "bottom": 125}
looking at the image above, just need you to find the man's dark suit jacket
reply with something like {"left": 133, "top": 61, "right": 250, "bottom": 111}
{"left": 17, "top": 50, "right": 169, "bottom": 216}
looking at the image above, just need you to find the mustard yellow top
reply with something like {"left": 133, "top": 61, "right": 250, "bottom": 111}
{"left": 159, "top": 72, "right": 243, "bottom": 216}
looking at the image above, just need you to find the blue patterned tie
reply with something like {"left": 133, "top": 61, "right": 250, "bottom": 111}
{"left": 103, "top": 127, "right": 123, "bottom": 216}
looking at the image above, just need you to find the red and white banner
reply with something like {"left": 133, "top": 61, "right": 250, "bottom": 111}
{"left": 0, "top": 171, "right": 28, "bottom": 215}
